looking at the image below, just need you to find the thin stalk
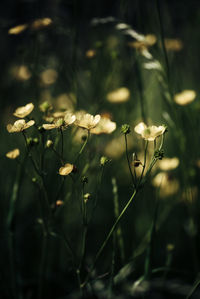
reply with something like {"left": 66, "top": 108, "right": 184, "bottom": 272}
{"left": 124, "top": 134, "right": 135, "bottom": 188}
{"left": 74, "top": 130, "right": 90, "bottom": 164}
{"left": 60, "top": 128, "right": 64, "bottom": 160}
{"left": 82, "top": 189, "right": 137, "bottom": 288}
{"left": 38, "top": 234, "right": 48, "bottom": 299}
{"left": 156, "top": 0, "right": 170, "bottom": 83}
{"left": 112, "top": 177, "right": 125, "bottom": 263}
{"left": 137, "top": 141, "right": 149, "bottom": 188}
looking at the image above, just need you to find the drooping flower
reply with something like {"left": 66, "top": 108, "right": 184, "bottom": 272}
{"left": 13, "top": 103, "right": 34, "bottom": 118}
{"left": 134, "top": 122, "right": 166, "bottom": 141}
{"left": 59, "top": 163, "right": 74, "bottom": 176}
{"left": 6, "top": 148, "right": 20, "bottom": 159}
{"left": 75, "top": 112, "right": 101, "bottom": 130}
{"left": 174, "top": 90, "right": 196, "bottom": 106}
{"left": 42, "top": 112, "right": 76, "bottom": 130}
{"left": 90, "top": 117, "right": 116, "bottom": 135}
{"left": 7, "top": 119, "right": 35, "bottom": 133}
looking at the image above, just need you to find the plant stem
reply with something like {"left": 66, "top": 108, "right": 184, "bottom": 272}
{"left": 124, "top": 134, "right": 135, "bottom": 188}
{"left": 82, "top": 189, "right": 137, "bottom": 287}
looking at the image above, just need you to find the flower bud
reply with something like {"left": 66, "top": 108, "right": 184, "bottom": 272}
{"left": 100, "top": 156, "right": 110, "bottom": 166}
{"left": 46, "top": 139, "right": 53, "bottom": 148}
{"left": 121, "top": 124, "right": 131, "bottom": 135}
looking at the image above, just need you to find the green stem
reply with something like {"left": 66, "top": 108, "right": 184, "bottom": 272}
{"left": 82, "top": 189, "right": 137, "bottom": 287}
{"left": 124, "top": 134, "right": 135, "bottom": 188}
{"left": 138, "top": 141, "right": 148, "bottom": 188}
{"left": 75, "top": 130, "right": 90, "bottom": 163}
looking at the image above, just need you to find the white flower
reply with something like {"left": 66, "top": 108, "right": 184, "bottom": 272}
{"left": 90, "top": 117, "right": 116, "bottom": 135}
{"left": 13, "top": 103, "right": 34, "bottom": 118}
{"left": 134, "top": 122, "right": 166, "bottom": 141}
{"left": 7, "top": 119, "right": 35, "bottom": 133}
{"left": 75, "top": 112, "right": 101, "bottom": 130}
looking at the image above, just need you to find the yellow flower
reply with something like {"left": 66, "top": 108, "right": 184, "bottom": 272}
{"left": 59, "top": 163, "right": 74, "bottom": 176}
{"left": 164, "top": 38, "right": 183, "bottom": 52}
{"left": 13, "top": 103, "right": 34, "bottom": 118}
{"left": 31, "top": 18, "right": 52, "bottom": 30}
{"left": 134, "top": 122, "right": 166, "bottom": 141}
{"left": 8, "top": 24, "right": 28, "bottom": 35}
{"left": 128, "top": 34, "right": 157, "bottom": 50}
{"left": 106, "top": 87, "right": 130, "bottom": 103}
{"left": 90, "top": 117, "right": 116, "bottom": 135}
{"left": 158, "top": 157, "right": 179, "bottom": 171}
{"left": 174, "top": 90, "right": 196, "bottom": 106}
{"left": 42, "top": 112, "right": 76, "bottom": 130}
{"left": 6, "top": 148, "right": 20, "bottom": 159}
{"left": 75, "top": 112, "right": 101, "bottom": 130}
{"left": 7, "top": 119, "right": 35, "bottom": 133}
{"left": 152, "top": 172, "right": 179, "bottom": 197}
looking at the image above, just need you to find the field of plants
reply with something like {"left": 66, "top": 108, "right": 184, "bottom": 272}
{"left": 1, "top": 1, "right": 200, "bottom": 298}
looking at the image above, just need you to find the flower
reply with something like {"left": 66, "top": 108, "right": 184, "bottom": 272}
{"left": 7, "top": 119, "right": 35, "bottom": 133}
{"left": 174, "top": 90, "right": 196, "bottom": 106}
{"left": 134, "top": 122, "right": 166, "bottom": 141}
{"left": 158, "top": 157, "right": 179, "bottom": 171}
{"left": 13, "top": 103, "right": 34, "bottom": 118}
{"left": 59, "top": 163, "right": 74, "bottom": 176}
{"left": 90, "top": 117, "right": 116, "bottom": 135}
{"left": 42, "top": 112, "right": 76, "bottom": 130}
{"left": 106, "top": 87, "right": 130, "bottom": 103}
{"left": 6, "top": 148, "right": 20, "bottom": 159}
{"left": 75, "top": 112, "right": 101, "bottom": 130}
{"left": 8, "top": 24, "right": 28, "bottom": 35}
{"left": 31, "top": 18, "right": 52, "bottom": 30}
{"left": 46, "top": 140, "right": 53, "bottom": 148}
{"left": 128, "top": 34, "right": 157, "bottom": 50}
{"left": 152, "top": 172, "right": 179, "bottom": 197}
{"left": 164, "top": 38, "right": 183, "bottom": 52}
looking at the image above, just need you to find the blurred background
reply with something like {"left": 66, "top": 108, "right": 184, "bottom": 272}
{"left": 1, "top": 0, "right": 200, "bottom": 298}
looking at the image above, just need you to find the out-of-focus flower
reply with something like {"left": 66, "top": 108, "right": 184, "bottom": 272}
{"left": 106, "top": 87, "right": 130, "bottom": 103}
{"left": 40, "top": 69, "right": 58, "bottom": 86}
{"left": 104, "top": 135, "right": 134, "bottom": 159}
{"left": 128, "top": 34, "right": 157, "bottom": 50}
{"left": 7, "top": 119, "right": 35, "bottom": 133}
{"left": 152, "top": 172, "right": 179, "bottom": 197}
{"left": 86, "top": 49, "right": 96, "bottom": 58}
{"left": 46, "top": 140, "right": 53, "bottom": 148}
{"left": 11, "top": 65, "right": 32, "bottom": 81}
{"left": 31, "top": 18, "right": 52, "bottom": 30}
{"left": 134, "top": 122, "right": 166, "bottom": 141}
{"left": 42, "top": 112, "right": 76, "bottom": 130}
{"left": 56, "top": 200, "right": 64, "bottom": 206}
{"left": 6, "top": 148, "right": 20, "bottom": 159}
{"left": 13, "top": 103, "right": 34, "bottom": 118}
{"left": 59, "top": 163, "right": 74, "bottom": 176}
{"left": 75, "top": 112, "right": 100, "bottom": 130}
{"left": 164, "top": 38, "right": 183, "bottom": 52}
{"left": 174, "top": 90, "right": 196, "bottom": 106}
{"left": 158, "top": 157, "right": 179, "bottom": 171}
{"left": 55, "top": 93, "right": 76, "bottom": 111}
{"left": 90, "top": 117, "right": 116, "bottom": 135}
{"left": 8, "top": 24, "right": 28, "bottom": 35}
{"left": 39, "top": 101, "right": 53, "bottom": 113}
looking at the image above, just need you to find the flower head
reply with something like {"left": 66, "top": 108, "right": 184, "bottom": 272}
{"left": 174, "top": 90, "right": 196, "bottom": 106}
{"left": 75, "top": 112, "right": 101, "bottom": 130}
{"left": 7, "top": 119, "right": 35, "bottom": 133}
{"left": 13, "top": 103, "right": 34, "bottom": 118}
{"left": 90, "top": 117, "right": 116, "bottom": 135}
{"left": 134, "top": 122, "right": 166, "bottom": 141}
{"left": 42, "top": 112, "right": 76, "bottom": 130}
{"left": 106, "top": 87, "right": 130, "bottom": 103}
{"left": 59, "top": 163, "right": 74, "bottom": 176}
{"left": 6, "top": 148, "right": 20, "bottom": 159}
